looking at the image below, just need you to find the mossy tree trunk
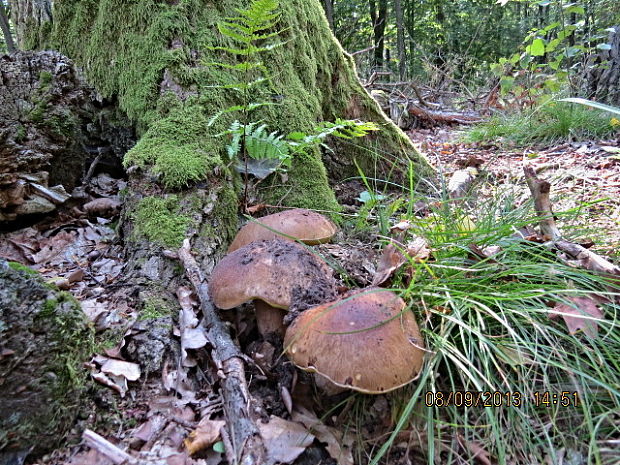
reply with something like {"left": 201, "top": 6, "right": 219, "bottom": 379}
{"left": 10, "top": 0, "right": 433, "bottom": 326}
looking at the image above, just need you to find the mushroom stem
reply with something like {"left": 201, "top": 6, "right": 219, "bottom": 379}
{"left": 254, "top": 300, "right": 286, "bottom": 338}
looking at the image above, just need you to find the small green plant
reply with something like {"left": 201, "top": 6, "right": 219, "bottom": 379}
{"left": 209, "top": 0, "right": 378, "bottom": 192}
{"left": 491, "top": 2, "right": 614, "bottom": 106}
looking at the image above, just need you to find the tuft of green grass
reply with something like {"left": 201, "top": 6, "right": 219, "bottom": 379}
{"left": 466, "top": 101, "right": 618, "bottom": 146}
{"left": 336, "top": 173, "right": 620, "bottom": 465}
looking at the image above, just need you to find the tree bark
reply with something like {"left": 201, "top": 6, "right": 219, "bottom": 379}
{"left": 394, "top": 0, "right": 406, "bottom": 80}
{"left": 322, "top": 0, "right": 334, "bottom": 30}
{"left": 369, "top": 0, "right": 388, "bottom": 70}
{"left": 0, "top": 2, "right": 17, "bottom": 52}
{"left": 586, "top": 26, "right": 620, "bottom": 105}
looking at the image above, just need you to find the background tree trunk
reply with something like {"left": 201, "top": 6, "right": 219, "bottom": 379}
{"left": 0, "top": 2, "right": 17, "bottom": 52}
{"left": 394, "top": 0, "right": 406, "bottom": 80}
{"left": 8, "top": 0, "right": 51, "bottom": 50}
{"left": 586, "top": 26, "right": 620, "bottom": 105}
{"left": 369, "top": 0, "right": 388, "bottom": 70}
{"left": 9, "top": 0, "right": 433, "bottom": 348}
{"left": 322, "top": 0, "right": 334, "bottom": 30}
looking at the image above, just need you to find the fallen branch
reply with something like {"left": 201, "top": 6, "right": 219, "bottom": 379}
{"left": 178, "top": 239, "right": 266, "bottom": 465}
{"left": 82, "top": 429, "right": 137, "bottom": 465}
{"left": 408, "top": 104, "right": 483, "bottom": 126}
{"left": 523, "top": 162, "right": 620, "bottom": 284}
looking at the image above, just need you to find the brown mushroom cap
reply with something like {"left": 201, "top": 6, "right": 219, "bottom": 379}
{"left": 284, "top": 288, "right": 425, "bottom": 394}
{"left": 209, "top": 239, "right": 337, "bottom": 310}
{"left": 228, "top": 209, "right": 337, "bottom": 253}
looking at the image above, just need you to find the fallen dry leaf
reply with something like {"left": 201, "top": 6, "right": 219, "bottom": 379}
{"left": 101, "top": 358, "right": 141, "bottom": 381}
{"left": 83, "top": 197, "right": 121, "bottom": 217}
{"left": 177, "top": 287, "right": 208, "bottom": 368}
{"left": 184, "top": 418, "right": 226, "bottom": 455}
{"left": 32, "top": 230, "right": 76, "bottom": 265}
{"left": 372, "top": 235, "right": 431, "bottom": 286}
{"left": 292, "top": 406, "right": 354, "bottom": 465}
{"left": 549, "top": 296, "right": 604, "bottom": 338}
{"left": 259, "top": 416, "right": 315, "bottom": 465}
{"left": 457, "top": 433, "right": 494, "bottom": 465}
{"left": 372, "top": 242, "right": 406, "bottom": 286}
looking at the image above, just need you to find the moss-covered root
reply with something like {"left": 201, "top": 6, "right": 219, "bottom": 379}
{"left": 0, "top": 260, "right": 94, "bottom": 456}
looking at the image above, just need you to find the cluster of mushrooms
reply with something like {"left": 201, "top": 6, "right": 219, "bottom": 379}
{"left": 208, "top": 209, "right": 425, "bottom": 395}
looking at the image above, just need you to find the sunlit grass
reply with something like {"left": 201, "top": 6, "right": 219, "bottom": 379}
{"left": 335, "top": 172, "right": 620, "bottom": 464}
{"left": 466, "top": 101, "right": 617, "bottom": 146}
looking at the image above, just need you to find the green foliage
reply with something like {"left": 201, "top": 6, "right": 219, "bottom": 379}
{"left": 466, "top": 100, "right": 617, "bottom": 146}
{"left": 226, "top": 121, "right": 291, "bottom": 167}
{"left": 490, "top": 1, "right": 619, "bottom": 104}
{"left": 132, "top": 196, "right": 190, "bottom": 248}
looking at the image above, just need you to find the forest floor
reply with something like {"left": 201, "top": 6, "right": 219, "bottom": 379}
{"left": 409, "top": 127, "right": 620, "bottom": 257}
{"left": 1, "top": 127, "right": 619, "bottom": 465}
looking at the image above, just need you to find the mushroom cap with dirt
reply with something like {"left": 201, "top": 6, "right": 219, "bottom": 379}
{"left": 228, "top": 208, "right": 337, "bottom": 253}
{"left": 209, "top": 239, "right": 337, "bottom": 336}
{"left": 284, "top": 288, "right": 425, "bottom": 394}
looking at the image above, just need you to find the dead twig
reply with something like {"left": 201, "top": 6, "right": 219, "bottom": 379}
{"left": 523, "top": 162, "right": 620, "bottom": 287}
{"left": 177, "top": 239, "right": 266, "bottom": 465}
{"left": 82, "top": 429, "right": 137, "bottom": 465}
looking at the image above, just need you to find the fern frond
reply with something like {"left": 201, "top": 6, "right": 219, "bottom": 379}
{"left": 207, "top": 105, "right": 246, "bottom": 127}
{"left": 244, "top": 123, "right": 290, "bottom": 163}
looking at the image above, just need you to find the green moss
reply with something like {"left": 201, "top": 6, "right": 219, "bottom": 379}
{"left": 22, "top": 18, "right": 52, "bottom": 50}
{"left": 132, "top": 196, "right": 190, "bottom": 247}
{"left": 41, "top": 292, "right": 94, "bottom": 387}
{"left": 261, "top": 149, "right": 340, "bottom": 212}
{"left": 39, "top": 71, "right": 53, "bottom": 86}
{"left": 198, "top": 184, "right": 240, "bottom": 243}
{"left": 139, "top": 296, "right": 174, "bottom": 320}
{"left": 124, "top": 105, "right": 221, "bottom": 188}
{"left": 8, "top": 261, "right": 39, "bottom": 276}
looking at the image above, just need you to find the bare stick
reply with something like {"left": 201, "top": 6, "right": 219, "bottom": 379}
{"left": 82, "top": 429, "right": 137, "bottom": 465}
{"left": 523, "top": 162, "right": 620, "bottom": 283}
{"left": 523, "top": 162, "right": 561, "bottom": 240}
{"left": 177, "top": 240, "right": 266, "bottom": 465}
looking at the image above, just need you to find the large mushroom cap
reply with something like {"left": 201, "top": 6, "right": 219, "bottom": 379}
{"left": 228, "top": 209, "right": 337, "bottom": 253}
{"left": 284, "top": 288, "right": 425, "bottom": 394}
{"left": 209, "top": 239, "right": 336, "bottom": 310}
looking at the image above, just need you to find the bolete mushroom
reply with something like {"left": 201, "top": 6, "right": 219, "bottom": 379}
{"left": 284, "top": 288, "right": 425, "bottom": 394}
{"left": 228, "top": 209, "right": 337, "bottom": 253}
{"left": 209, "top": 239, "right": 337, "bottom": 337}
